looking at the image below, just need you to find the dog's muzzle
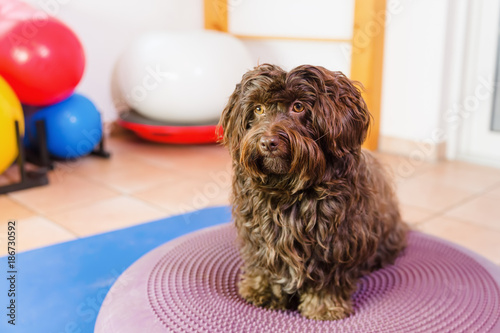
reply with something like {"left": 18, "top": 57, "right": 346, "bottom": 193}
{"left": 259, "top": 134, "right": 280, "bottom": 154}
{"left": 256, "top": 133, "right": 290, "bottom": 174}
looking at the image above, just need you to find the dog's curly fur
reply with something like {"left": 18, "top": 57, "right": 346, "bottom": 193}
{"left": 219, "top": 64, "right": 408, "bottom": 321}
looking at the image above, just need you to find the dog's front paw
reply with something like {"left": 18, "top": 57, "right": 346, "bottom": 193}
{"left": 298, "top": 291, "right": 352, "bottom": 321}
{"left": 238, "top": 273, "right": 288, "bottom": 310}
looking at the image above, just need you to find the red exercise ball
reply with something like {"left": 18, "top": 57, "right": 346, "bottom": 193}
{"left": 0, "top": 15, "right": 85, "bottom": 106}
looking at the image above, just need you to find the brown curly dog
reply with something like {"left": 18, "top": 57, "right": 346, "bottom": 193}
{"left": 219, "top": 64, "right": 408, "bottom": 321}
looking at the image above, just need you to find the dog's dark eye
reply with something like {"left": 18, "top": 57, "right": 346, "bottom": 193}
{"left": 292, "top": 102, "right": 305, "bottom": 113}
{"left": 254, "top": 105, "right": 265, "bottom": 115}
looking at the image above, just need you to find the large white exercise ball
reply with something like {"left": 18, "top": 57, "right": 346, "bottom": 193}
{"left": 116, "top": 30, "right": 253, "bottom": 124}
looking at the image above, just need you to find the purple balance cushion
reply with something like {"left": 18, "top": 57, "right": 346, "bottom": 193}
{"left": 95, "top": 223, "right": 500, "bottom": 332}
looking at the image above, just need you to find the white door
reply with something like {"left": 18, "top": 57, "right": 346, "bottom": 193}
{"left": 457, "top": 0, "right": 500, "bottom": 167}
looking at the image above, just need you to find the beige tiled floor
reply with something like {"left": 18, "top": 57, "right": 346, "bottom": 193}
{"left": 0, "top": 134, "right": 499, "bottom": 265}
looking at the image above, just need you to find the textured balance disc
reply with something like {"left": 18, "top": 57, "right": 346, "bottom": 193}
{"left": 95, "top": 223, "right": 500, "bottom": 333}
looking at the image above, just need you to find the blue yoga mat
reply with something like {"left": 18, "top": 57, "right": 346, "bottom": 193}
{"left": 0, "top": 206, "right": 231, "bottom": 333}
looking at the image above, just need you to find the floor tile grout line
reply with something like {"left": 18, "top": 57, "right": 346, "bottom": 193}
{"left": 400, "top": 202, "right": 438, "bottom": 214}
{"left": 54, "top": 166, "right": 125, "bottom": 194}
{"left": 39, "top": 192, "right": 172, "bottom": 241}
{"left": 439, "top": 180, "right": 500, "bottom": 212}
{"left": 406, "top": 179, "right": 500, "bottom": 226}
{"left": 129, "top": 193, "right": 191, "bottom": 217}
{"left": 6, "top": 197, "right": 82, "bottom": 238}
{"left": 6, "top": 179, "right": 220, "bottom": 243}
{"left": 21, "top": 163, "right": 128, "bottom": 216}
{"left": 121, "top": 192, "right": 179, "bottom": 216}
{"left": 482, "top": 179, "right": 500, "bottom": 198}
{"left": 7, "top": 191, "right": 121, "bottom": 219}
{"left": 70, "top": 170, "right": 184, "bottom": 196}
{"left": 392, "top": 159, "right": 500, "bottom": 187}
{"left": 38, "top": 214, "right": 81, "bottom": 239}
{"left": 0, "top": 195, "right": 39, "bottom": 220}
{"left": 0, "top": 206, "right": 81, "bottom": 242}
{"left": 437, "top": 214, "right": 500, "bottom": 234}
{"left": 6, "top": 195, "right": 46, "bottom": 216}
{"left": 66, "top": 157, "right": 218, "bottom": 194}
{"left": 412, "top": 209, "right": 500, "bottom": 233}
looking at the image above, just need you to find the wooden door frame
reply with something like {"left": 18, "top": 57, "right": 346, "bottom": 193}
{"left": 204, "top": 0, "right": 386, "bottom": 150}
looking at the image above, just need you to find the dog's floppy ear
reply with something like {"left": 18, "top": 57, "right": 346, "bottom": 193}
{"left": 218, "top": 64, "right": 285, "bottom": 157}
{"left": 218, "top": 82, "right": 243, "bottom": 156}
{"left": 312, "top": 68, "right": 371, "bottom": 156}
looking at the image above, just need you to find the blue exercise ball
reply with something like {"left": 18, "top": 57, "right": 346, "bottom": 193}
{"left": 27, "top": 93, "right": 102, "bottom": 159}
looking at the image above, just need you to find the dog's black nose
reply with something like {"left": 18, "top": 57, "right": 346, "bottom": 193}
{"left": 260, "top": 135, "right": 279, "bottom": 152}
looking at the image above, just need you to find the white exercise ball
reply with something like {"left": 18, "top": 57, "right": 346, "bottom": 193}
{"left": 116, "top": 30, "right": 253, "bottom": 124}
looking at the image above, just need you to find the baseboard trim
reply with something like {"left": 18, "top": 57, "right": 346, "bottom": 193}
{"left": 378, "top": 136, "right": 446, "bottom": 162}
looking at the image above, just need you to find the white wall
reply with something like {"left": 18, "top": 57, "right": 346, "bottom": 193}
{"left": 380, "top": 0, "right": 450, "bottom": 143}
{"left": 229, "top": 0, "right": 354, "bottom": 40}
{"left": 24, "top": 0, "right": 203, "bottom": 122}
{"left": 241, "top": 39, "right": 351, "bottom": 75}
{"left": 229, "top": 0, "right": 354, "bottom": 73}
